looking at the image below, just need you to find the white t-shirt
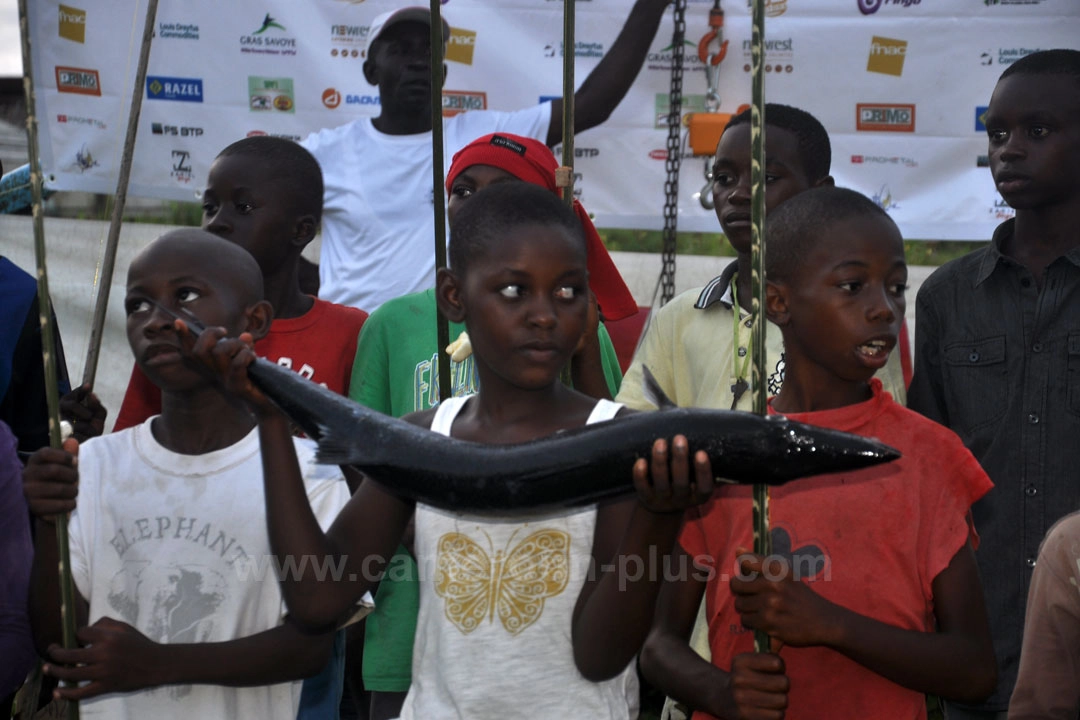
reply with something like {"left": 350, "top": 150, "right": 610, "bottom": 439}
{"left": 400, "top": 396, "right": 640, "bottom": 720}
{"left": 68, "top": 421, "right": 350, "bottom": 720}
{"left": 301, "top": 104, "right": 551, "bottom": 312}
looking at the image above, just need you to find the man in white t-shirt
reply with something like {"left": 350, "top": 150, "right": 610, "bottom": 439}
{"left": 301, "top": 2, "right": 671, "bottom": 312}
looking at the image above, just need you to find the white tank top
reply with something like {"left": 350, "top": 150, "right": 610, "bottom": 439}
{"left": 399, "top": 396, "right": 640, "bottom": 719}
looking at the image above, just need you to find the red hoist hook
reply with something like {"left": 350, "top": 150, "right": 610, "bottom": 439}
{"left": 697, "top": 4, "right": 729, "bottom": 66}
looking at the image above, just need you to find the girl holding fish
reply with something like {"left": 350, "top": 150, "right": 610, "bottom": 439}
{"left": 185, "top": 181, "right": 715, "bottom": 719}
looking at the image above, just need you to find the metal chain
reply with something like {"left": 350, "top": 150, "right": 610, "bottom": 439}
{"left": 657, "top": 0, "right": 687, "bottom": 306}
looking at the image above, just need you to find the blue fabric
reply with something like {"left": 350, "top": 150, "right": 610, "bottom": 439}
{"left": 0, "top": 257, "right": 37, "bottom": 403}
{"left": 296, "top": 629, "right": 346, "bottom": 720}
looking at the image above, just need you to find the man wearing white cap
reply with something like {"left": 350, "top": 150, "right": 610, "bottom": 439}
{"left": 301, "top": 1, "right": 672, "bottom": 314}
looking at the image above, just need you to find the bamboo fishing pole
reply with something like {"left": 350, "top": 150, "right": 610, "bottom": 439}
{"left": 431, "top": 0, "right": 452, "bottom": 403}
{"left": 81, "top": 0, "right": 159, "bottom": 388}
{"left": 748, "top": 0, "right": 772, "bottom": 656}
{"left": 17, "top": 1, "right": 79, "bottom": 717}
{"left": 559, "top": 0, "right": 576, "bottom": 207}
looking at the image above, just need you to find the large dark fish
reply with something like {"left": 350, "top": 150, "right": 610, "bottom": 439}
{"left": 243, "top": 357, "right": 900, "bottom": 515}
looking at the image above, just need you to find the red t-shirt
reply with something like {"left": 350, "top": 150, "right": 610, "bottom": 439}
{"left": 113, "top": 298, "right": 368, "bottom": 431}
{"left": 679, "top": 380, "right": 993, "bottom": 720}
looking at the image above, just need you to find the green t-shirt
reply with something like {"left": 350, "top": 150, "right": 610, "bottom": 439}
{"left": 349, "top": 287, "right": 623, "bottom": 690}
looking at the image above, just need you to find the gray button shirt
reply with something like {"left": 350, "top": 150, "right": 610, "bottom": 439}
{"left": 908, "top": 218, "right": 1080, "bottom": 711}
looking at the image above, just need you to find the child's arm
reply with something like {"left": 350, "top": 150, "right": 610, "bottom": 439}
{"left": 41, "top": 617, "right": 333, "bottom": 701}
{"left": 183, "top": 323, "right": 412, "bottom": 629}
{"left": 732, "top": 540, "right": 997, "bottom": 702}
{"left": 23, "top": 440, "right": 90, "bottom": 653}
{"left": 572, "top": 436, "right": 711, "bottom": 680}
{"left": 640, "top": 544, "right": 789, "bottom": 718}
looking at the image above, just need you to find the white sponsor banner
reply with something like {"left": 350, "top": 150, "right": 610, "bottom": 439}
{"left": 29, "top": 0, "right": 1080, "bottom": 240}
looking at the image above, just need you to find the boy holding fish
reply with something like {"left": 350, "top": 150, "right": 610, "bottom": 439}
{"left": 22, "top": 229, "right": 351, "bottom": 718}
{"left": 639, "top": 187, "right": 997, "bottom": 718}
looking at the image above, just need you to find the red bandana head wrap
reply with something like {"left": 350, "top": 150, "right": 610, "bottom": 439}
{"left": 445, "top": 133, "right": 639, "bottom": 321}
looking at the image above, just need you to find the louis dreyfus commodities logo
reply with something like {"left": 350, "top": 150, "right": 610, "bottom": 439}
{"left": 56, "top": 66, "right": 100, "bottom": 96}
{"left": 856, "top": 103, "right": 915, "bottom": 132}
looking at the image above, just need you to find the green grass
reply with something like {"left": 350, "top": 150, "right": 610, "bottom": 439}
{"left": 598, "top": 228, "right": 985, "bottom": 268}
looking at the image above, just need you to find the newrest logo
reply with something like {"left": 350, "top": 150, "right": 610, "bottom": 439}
{"left": 446, "top": 28, "right": 476, "bottom": 65}
{"left": 867, "top": 36, "right": 907, "bottom": 76}
{"left": 856, "top": 103, "right": 915, "bottom": 132}
{"left": 59, "top": 5, "right": 86, "bottom": 43}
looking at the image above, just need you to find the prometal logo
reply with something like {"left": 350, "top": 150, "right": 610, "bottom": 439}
{"left": 856, "top": 103, "right": 915, "bottom": 132}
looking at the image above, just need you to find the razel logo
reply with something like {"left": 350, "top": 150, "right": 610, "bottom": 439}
{"left": 975, "top": 106, "right": 989, "bottom": 132}
{"left": 856, "top": 103, "right": 915, "bottom": 132}
{"left": 866, "top": 36, "right": 907, "bottom": 76}
{"left": 171, "top": 150, "right": 193, "bottom": 184}
{"left": 56, "top": 66, "right": 100, "bottom": 96}
{"left": 146, "top": 76, "right": 203, "bottom": 102}
{"left": 442, "top": 90, "right": 487, "bottom": 117}
{"left": 58, "top": 4, "right": 86, "bottom": 43}
{"left": 446, "top": 28, "right": 477, "bottom": 65}
{"left": 858, "top": 0, "right": 920, "bottom": 15}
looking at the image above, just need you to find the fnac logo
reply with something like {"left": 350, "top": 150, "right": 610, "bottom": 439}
{"left": 59, "top": 4, "right": 86, "bottom": 43}
{"left": 446, "top": 27, "right": 476, "bottom": 65}
{"left": 442, "top": 90, "right": 486, "bottom": 117}
{"left": 322, "top": 88, "right": 342, "bottom": 109}
{"left": 867, "top": 36, "right": 906, "bottom": 76}
{"left": 975, "top": 106, "right": 989, "bottom": 132}
{"left": 56, "top": 66, "right": 100, "bottom": 96}
{"left": 856, "top": 103, "right": 915, "bottom": 132}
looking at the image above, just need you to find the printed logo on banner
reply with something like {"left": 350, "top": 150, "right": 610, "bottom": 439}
{"left": 989, "top": 197, "right": 1015, "bottom": 221}
{"left": 858, "top": 0, "right": 921, "bottom": 15}
{"left": 647, "top": 40, "right": 705, "bottom": 73}
{"left": 747, "top": 0, "right": 789, "bottom": 16}
{"left": 71, "top": 145, "right": 99, "bottom": 173}
{"left": 975, "top": 106, "right": 989, "bottom": 132}
{"left": 147, "top": 76, "right": 203, "bottom": 102}
{"left": 57, "top": 114, "right": 106, "bottom": 130}
{"left": 171, "top": 150, "right": 193, "bottom": 184}
{"left": 59, "top": 5, "right": 86, "bottom": 43}
{"left": 346, "top": 94, "right": 380, "bottom": 106}
{"left": 322, "top": 88, "right": 342, "bottom": 109}
{"left": 247, "top": 130, "right": 302, "bottom": 141}
{"left": 56, "top": 66, "right": 100, "bottom": 96}
{"left": 990, "top": 47, "right": 1045, "bottom": 66}
{"left": 871, "top": 184, "right": 900, "bottom": 212}
{"left": 655, "top": 93, "right": 708, "bottom": 129}
{"left": 856, "top": 103, "right": 915, "bottom": 132}
{"left": 552, "top": 146, "right": 600, "bottom": 159}
{"left": 249, "top": 77, "right": 295, "bottom": 113}
{"left": 157, "top": 22, "right": 199, "bottom": 40}
{"left": 866, "top": 37, "right": 907, "bottom": 76}
{"left": 741, "top": 37, "right": 795, "bottom": 74}
{"left": 443, "top": 90, "right": 487, "bottom": 117}
{"left": 446, "top": 28, "right": 477, "bottom": 65}
{"left": 851, "top": 154, "right": 918, "bottom": 167}
{"left": 977, "top": 155, "right": 990, "bottom": 167}
{"left": 330, "top": 24, "right": 367, "bottom": 58}
{"left": 546, "top": 40, "right": 605, "bottom": 59}
{"left": 151, "top": 123, "right": 204, "bottom": 137}
{"left": 240, "top": 14, "right": 298, "bottom": 56}
{"left": 985, "top": 0, "right": 1045, "bottom": 6}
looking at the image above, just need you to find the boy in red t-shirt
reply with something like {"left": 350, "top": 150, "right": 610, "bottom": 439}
{"left": 640, "top": 187, "right": 997, "bottom": 719}
{"left": 110, "top": 137, "right": 368, "bottom": 431}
